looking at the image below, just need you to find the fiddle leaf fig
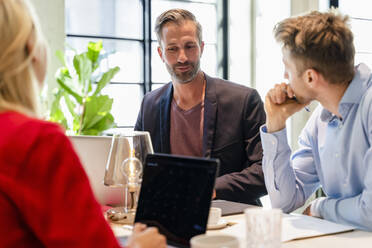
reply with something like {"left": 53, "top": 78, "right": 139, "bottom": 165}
{"left": 49, "top": 41, "right": 119, "bottom": 135}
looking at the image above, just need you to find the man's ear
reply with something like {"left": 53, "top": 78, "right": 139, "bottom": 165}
{"left": 304, "top": 68, "right": 319, "bottom": 88}
{"left": 200, "top": 41, "right": 204, "bottom": 56}
{"left": 157, "top": 46, "right": 164, "bottom": 62}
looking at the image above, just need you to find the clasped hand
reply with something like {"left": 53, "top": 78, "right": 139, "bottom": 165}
{"left": 265, "top": 83, "right": 309, "bottom": 133}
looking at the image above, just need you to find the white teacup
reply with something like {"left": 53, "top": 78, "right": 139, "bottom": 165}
{"left": 191, "top": 234, "right": 239, "bottom": 248}
{"left": 208, "top": 207, "right": 222, "bottom": 226}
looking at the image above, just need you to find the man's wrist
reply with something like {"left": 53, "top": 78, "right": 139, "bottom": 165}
{"left": 266, "top": 119, "right": 286, "bottom": 133}
{"left": 310, "top": 197, "right": 326, "bottom": 218}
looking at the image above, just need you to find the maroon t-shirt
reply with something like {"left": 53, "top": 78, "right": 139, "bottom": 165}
{"left": 170, "top": 99, "right": 204, "bottom": 157}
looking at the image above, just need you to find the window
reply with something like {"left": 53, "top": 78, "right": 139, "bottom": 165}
{"left": 65, "top": 0, "right": 221, "bottom": 130}
{"left": 254, "top": 0, "right": 290, "bottom": 99}
{"left": 339, "top": 0, "right": 372, "bottom": 68}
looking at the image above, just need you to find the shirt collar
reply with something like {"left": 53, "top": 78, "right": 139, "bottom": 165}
{"left": 320, "top": 63, "right": 372, "bottom": 122}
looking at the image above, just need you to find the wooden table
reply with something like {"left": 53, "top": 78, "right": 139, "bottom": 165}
{"left": 110, "top": 214, "right": 372, "bottom": 247}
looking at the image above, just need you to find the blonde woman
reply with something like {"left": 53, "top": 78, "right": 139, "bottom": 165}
{"left": 0, "top": 0, "right": 166, "bottom": 247}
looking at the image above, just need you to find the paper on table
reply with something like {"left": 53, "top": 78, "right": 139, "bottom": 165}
{"left": 281, "top": 213, "right": 354, "bottom": 242}
{"left": 221, "top": 213, "right": 355, "bottom": 242}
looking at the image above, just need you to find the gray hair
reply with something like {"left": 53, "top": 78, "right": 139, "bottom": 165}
{"left": 155, "top": 8, "right": 203, "bottom": 46}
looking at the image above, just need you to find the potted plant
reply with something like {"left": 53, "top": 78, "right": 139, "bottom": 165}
{"left": 49, "top": 41, "right": 119, "bottom": 135}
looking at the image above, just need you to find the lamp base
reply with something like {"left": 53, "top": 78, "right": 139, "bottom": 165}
{"left": 106, "top": 207, "right": 135, "bottom": 224}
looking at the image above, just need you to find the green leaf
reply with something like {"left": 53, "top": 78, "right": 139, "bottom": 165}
{"left": 63, "top": 93, "right": 77, "bottom": 118}
{"left": 73, "top": 53, "right": 92, "bottom": 92}
{"left": 82, "top": 113, "right": 115, "bottom": 135}
{"left": 48, "top": 90, "right": 68, "bottom": 130}
{"left": 82, "top": 95, "right": 113, "bottom": 130}
{"left": 49, "top": 89, "right": 63, "bottom": 116}
{"left": 73, "top": 116, "right": 81, "bottom": 134}
{"left": 87, "top": 41, "right": 103, "bottom": 65}
{"left": 81, "top": 113, "right": 115, "bottom": 135}
{"left": 55, "top": 68, "right": 83, "bottom": 104}
{"left": 94, "top": 52, "right": 110, "bottom": 71}
{"left": 55, "top": 50, "right": 66, "bottom": 67}
{"left": 81, "top": 129, "right": 100, "bottom": 136}
{"left": 50, "top": 108, "right": 69, "bottom": 130}
{"left": 93, "top": 66, "right": 120, "bottom": 96}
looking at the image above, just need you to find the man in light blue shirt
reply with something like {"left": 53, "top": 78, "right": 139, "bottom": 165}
{"left": 260, "top": 11, "right": 372, "bottom": 230}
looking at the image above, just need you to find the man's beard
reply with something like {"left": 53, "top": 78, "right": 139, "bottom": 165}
{"left": 166, "top": 60, "right": 200, "bottom": 84}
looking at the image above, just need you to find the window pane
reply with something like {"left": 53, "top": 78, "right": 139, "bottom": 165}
{"left": 101, "top": 84, "right": 142, "bottom": 127}
{"left": 255, "top": 0, "right": 290, "bottom": 98}
{"left": 151, "top": 0, "right": 217, "bottom": 43}
{"left": 151, "top": 42, "right": 217, "bottom": 83}
{"left": 66, "top": 37, "right": 143, "bottom": 83}
{"left": 201, "top": 44, "right": 217, "bottom": 77}
{"left": 355, "top": 53, "right": 372, "bottom": 68}
{"left": 339, "top": 2, "right": 372, "bottom": 67}
{"left": 65, "top": 0, "right": 143, "bottom": 39}
{"left": 229, "top": 0, "right": 252, "bottom": 85}
{"left": 350, "top": 19, "right": 372, "bottom": 53}
{"left": 151, "top": 42, "right": 170, "bottom": 83}
{"left": 339, "top": 0, "right": 372, "bottom": 19}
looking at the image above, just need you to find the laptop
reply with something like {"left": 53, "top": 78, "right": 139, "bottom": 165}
{"left": 134, "top": 153, "right": 219, "bottom": 248}
{"left": 69, "top": 135, "right": 123, "bottom": 205}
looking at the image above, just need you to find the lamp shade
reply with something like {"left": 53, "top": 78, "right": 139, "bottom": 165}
{"left": 104, "top": 131, "right": 153, "bottom": 187}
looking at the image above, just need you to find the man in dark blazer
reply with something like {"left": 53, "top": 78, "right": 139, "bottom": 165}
{"left": 135, "top": 8, "right": 267, "bottom": 205}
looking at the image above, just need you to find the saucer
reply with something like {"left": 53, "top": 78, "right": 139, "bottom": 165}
{"left": 207, "top": 219, "right": 228, "bottom": 230}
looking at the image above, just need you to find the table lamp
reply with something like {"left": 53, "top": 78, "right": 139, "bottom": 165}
{"left": 103, "top": 131, "right": 153, "bottom": 223}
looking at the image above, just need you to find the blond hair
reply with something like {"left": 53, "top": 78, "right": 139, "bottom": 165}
{"left": 155, "top": 8, "right": 203, "bottom": 46}
{"left": 0, "top": 0, "right": 45, "bottom": 116}
{"left": 274, "top": 11, "right": 355, "bottom": 84}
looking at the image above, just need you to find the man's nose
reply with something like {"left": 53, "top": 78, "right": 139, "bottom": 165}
{"left": 177, "top": 49, "right": 187, "bottom": 63}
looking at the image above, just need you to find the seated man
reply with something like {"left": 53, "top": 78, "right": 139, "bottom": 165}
{"left": 135, "top": 9, "right": 267, "bottom": 204}
{"left": 261, "top": 10, "right": 372, "bottom": 230}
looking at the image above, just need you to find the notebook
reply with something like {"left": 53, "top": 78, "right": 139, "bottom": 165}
{"left": 212, "top": 199, "right": 256, "bottom": 216}
{"left": 134, "top": 153, "right": 219, "bottom": 248}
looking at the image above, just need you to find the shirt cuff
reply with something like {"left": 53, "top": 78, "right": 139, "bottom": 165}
{"left": 260, "top": 125, "right": 289, "bottom": 154}
{"left": 310, "top": 197, "right": 326, "bottom": 218}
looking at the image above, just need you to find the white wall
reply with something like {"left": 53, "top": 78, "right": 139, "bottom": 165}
{"left": 31, "top": 0, "right": 65, "bottom": 108}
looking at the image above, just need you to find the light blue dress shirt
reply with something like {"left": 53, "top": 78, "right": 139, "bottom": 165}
{"left": 260, "top": 63, "right": 372, "bottom": 230}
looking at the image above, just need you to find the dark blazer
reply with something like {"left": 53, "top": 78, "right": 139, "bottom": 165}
{"left": 135, "top": 74, "right": 267, "bottom": 204}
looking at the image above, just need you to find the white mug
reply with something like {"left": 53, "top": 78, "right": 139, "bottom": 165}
{"left": 191, "top": 234, "right": 240, "bottom": 248}
{"left": 208, "top": 207, "right": 222, "bottom": 226}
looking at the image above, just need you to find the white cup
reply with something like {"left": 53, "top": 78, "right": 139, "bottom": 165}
{"left": 191, "top": 234, "right": 240, "bottom": 248}
{"left": 208, "top": 207, "right": 222, "bottom": 226}
{"left": 244, "top": 208, "right": 282, "bottom": 248}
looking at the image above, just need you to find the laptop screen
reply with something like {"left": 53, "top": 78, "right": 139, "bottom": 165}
{"left": 135, "top": 153, "right": 219, "bottom": 247}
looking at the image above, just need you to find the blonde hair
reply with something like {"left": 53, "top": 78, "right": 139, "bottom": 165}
{"left": 274, "top": 11, "right": 355, "bottom": 84}
{"left": 0, "top": 0, "right": 45, "bottom": 116}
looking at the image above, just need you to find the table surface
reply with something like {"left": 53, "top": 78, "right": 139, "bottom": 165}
{"left": 110, "top": 213, "right": 372, "bottom": 247}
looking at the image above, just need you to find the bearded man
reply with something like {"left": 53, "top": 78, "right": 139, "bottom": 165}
{"left": 135, "top": 9, "right": 266, "bottom": 205}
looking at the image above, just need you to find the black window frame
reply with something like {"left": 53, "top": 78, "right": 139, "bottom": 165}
{"left": 65, "top": 0, "right": 229, "bottom": 128}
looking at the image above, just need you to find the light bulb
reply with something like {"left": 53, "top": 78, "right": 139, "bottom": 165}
{"left": 121, "top": 149, "right": 143, "bottom": 213}
{"left": 122, "top": 156, "right": 142, "bottom": 187}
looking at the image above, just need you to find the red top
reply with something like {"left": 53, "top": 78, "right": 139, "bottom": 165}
{"left": 0, "top": 111, "right": 120, "bottom": 248}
